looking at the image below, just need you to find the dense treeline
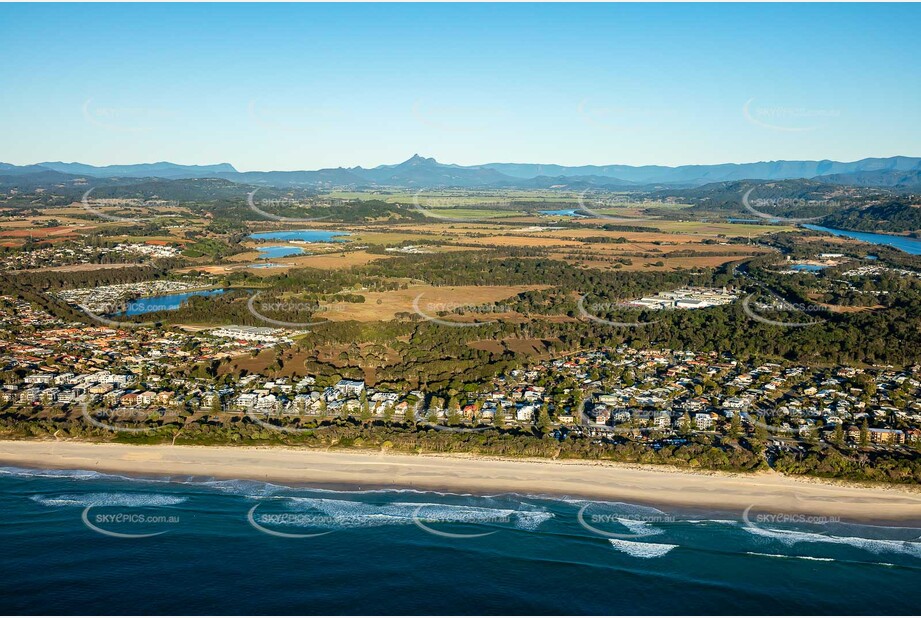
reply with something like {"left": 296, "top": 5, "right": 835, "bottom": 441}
{"left": 13, "top": 261, "right": 188, "bottom": 291}
{"left": 822, "top": 197, "right": 921, "bottom": 234}
{"left": 0, "top": 273, "right": 86, "bottom": 322}
{"left": 3, "top": 415, "right": 920, "bottom": 484}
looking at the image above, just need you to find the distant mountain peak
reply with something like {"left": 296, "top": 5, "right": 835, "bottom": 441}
{"left": 404, "top": 154, "right": 437, "bottom": 165}
{"left": 5, "top": 155, "right": 920, "bottom": 190}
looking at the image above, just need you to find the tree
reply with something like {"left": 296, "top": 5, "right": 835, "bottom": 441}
{"left": 359, "top": 390, "right": 371, "bottom": 422}
{"left": 404, "top": 403, "right": 417, "bottom": 426}
{"left": 536, "top": 403, "right": 552, "bottom": 435}
{"left": 753, "top": 416, "right": 769, "bottom": 441}
{"left": 571, "top": 392, "right": 583, "bottom": 425}
{"left": 859, "top": 419, "right": 870, "bottom": 447}
{"left": 494, "top": 403, "right": 505, "bottom": 429}
{"left": 833, "top": 423, "right": 844, "bottom": 447}
{"left": 728, "top": 413, "right": 741, "bottom": 440}
{"left": 679, "top": 413, "right": 693, "bottom": 435}
{"left": 446, "top": 396, "right": 461, "bottom": 425}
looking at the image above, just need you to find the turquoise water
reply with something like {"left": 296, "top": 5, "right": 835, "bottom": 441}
{"left": 249, "top": 230, "right": 349, "bottom": 243}
{"left": 803, "top": 225, "right": 921, "bottom": 255}
{"left": 117, "top": 289, "right": 225, "bottom": 316}
{"left": 1, "top": 466, "right": 920, "bottom": 614}
{"left": 255, "top": 246, "right": 305, "bottom": 259}
{"left": 540, "top": 209, "right": 586, "bottom": 217}
{"left": 788, "top": 264, "right": 826, "bottom": 272}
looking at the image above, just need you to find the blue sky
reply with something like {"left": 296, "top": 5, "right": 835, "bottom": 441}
{"left": 1, "top": 3, "right": 919, "bottom": 171}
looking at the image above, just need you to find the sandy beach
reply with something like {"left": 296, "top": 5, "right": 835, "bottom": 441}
{"left": 2, "top": 439, "right": 920, "bottom": 522}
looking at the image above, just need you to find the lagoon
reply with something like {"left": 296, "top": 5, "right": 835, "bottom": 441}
{"left": 803, "top": 225, "right": 921, "bottom": 255}
{"left": 116, "top": 288, "right": 225, "bottom": 316}
{"left": 540, "top": 209, "right": 586, "bottom": 217}
{"left": 255, "top": 245, "right": 305, "bottom": 259}
{"left": 249, "top": 229, "right": 349, "bottom": 243}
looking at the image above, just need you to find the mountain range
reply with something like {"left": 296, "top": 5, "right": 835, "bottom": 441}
{"left": 2, "top": 154, "right": 920, "bottom": 190}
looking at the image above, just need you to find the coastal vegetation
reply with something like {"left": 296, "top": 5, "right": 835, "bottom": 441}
{"left": 3, "top": 414, "right": 921, "bottom": 485}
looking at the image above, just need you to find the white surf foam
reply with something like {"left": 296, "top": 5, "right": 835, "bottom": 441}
{"left": 271, "top": 496, "right": 551, "bottom": 531}
{"left": 743, "top": 525, "right": 921, "bottom": 558}
{"left": 746, "top": 551, "right": 835, "bottom": 562}
{"left": 1, "top": 466, "right": 112, "bottom": 481}
{"left": 608, "top": 539, "right": 678, "bottom": 558}
{"left": 615, "top": 518, "right": 664, "bottom": 536}
{"left": 31, "top": 493, "right": 186, "bottom": 508}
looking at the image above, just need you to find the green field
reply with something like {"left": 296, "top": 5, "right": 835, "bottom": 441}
{"left": 423, "top": 208, "right": 525, "bottom": 219}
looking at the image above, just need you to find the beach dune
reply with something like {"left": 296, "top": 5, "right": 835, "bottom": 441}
{"left": 2, "top": 440, "right": 920, "bottom": 523}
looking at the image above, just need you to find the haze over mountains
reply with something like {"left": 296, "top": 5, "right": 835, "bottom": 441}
{"left": 2, "top": 154, "right": 920, "bottom": 190}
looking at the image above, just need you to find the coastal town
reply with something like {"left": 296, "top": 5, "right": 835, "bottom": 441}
{"left": 2, "top": 293, "right": 918, "bottom": 451}
{"left": 4, "top": 4, "right": 921, "bottom": 616}
{"left": 55, "top": 278, "right": 217, "bottom": 314}
{"left": 0, "top": 239, "right": 181, "bottom": 271}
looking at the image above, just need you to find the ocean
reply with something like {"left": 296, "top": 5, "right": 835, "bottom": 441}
{"left": 1, "top": 466, "right": 919, "bottom": 615}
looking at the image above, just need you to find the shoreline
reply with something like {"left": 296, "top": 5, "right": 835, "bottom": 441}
{"left": 2, "top": 439, "right": 921, "bottom": 524}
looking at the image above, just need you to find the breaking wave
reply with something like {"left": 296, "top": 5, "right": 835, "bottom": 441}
{"left": 31, "top": 493, "right": 187, "bottom": 508}
{"left": 743, "top": 525, "right": 921, "bottom": 558}
{"left": 616, "top": 518, "right": 664, "bottom": 536}
{"left": 608, "top": 539, "right": 678, "bottom": 558}
{"left": 746, "top": 551, "right": 835, "bottom": 562}
{"left": 258, "top": 496, "right": 552, "bottom": 531}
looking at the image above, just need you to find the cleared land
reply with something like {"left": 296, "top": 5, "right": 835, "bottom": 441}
{"left": 314, "top": 284, "right": 546, "bottom": 322}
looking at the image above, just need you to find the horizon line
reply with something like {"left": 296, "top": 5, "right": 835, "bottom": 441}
{"left": 7, "top": 153, "right": 920, "bottom": 174}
